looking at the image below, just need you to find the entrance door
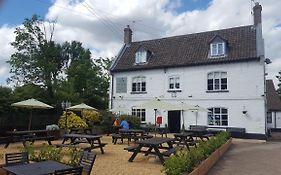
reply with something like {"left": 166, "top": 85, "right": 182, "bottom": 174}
{"left": 168, "top": 110, "right": 181, "bottom": 133}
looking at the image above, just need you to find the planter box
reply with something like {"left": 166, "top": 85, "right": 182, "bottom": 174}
{"left": 184, "top": 138, "right": 232, "bottom": 175}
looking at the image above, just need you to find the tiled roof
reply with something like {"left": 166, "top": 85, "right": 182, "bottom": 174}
{"left": 266, "top": 80, "right": 281, "bottom": 111}
{"left": 111, "top": 25, "right": 259, "bottom": 72}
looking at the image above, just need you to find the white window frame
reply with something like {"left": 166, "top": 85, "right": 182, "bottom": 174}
{"left": 168, "top": 76, "right": 181, "bottom": 90}
{"left": 207, "top": 72, "right": 227, "bottom": 91}
{"left": 132, "top": 108, "right": 146, "bottom": 122}
{"left": 208, "top": 107, "right": 228, "bottom": 126}
{"left": 132, "top": 76, "right": 146, "bottom": 92}
{"left": 135, "top": 51, "right": 147, "bottom": 64}
{"left": 210, "top": 42, "right": 225, "bottom": 57}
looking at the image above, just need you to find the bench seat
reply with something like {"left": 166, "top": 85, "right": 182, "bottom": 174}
{"left": 162, "top": 147, "right": 177, "bottom": 157}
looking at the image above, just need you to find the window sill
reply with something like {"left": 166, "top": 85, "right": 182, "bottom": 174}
{"left": 206, "top": 90, "right": 229, "bottom": 93}
{"left": 131, "top": 91, "right": 147, "bottom": 94}
{"left": 167, "top": 89, "right": 182, "bottom": 92}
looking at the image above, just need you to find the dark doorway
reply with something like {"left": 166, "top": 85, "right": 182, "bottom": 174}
{"left": 168, "top": 110, "right": 181, "bottom": 133}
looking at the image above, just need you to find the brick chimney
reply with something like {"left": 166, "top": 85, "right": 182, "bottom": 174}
{"left": 124, "top": 25, "right": 132, "bottom": 45}
{"left": 253, "top": 2, "right": 262, "bottom": 26}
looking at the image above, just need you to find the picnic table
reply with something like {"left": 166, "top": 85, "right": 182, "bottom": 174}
{"left": 4, "top": 130, "right": 54, "bottom": 148}
{"left": 185, "top": 129, "right": 213, "bottom": 141}
{"left": 174, "top": 133, "right": 197, "bottom": 150}
{"left": 127, "top": 137, "right": 175, "bottom": 164}
{"left": 59, "top": 134, "right": 106, "bottom": 154}
{"left": 3, "top": 160, "right": 72, "bottom": 175}
{"left": 112, "top": 129, "right": 152, "bottom": 145}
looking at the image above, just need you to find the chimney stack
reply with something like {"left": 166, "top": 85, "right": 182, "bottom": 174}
{"left": 124, "top": 25, "right": 132, "bottom": 45}
{"left": 253, "top": 2, "right": 262, "bottom": 26}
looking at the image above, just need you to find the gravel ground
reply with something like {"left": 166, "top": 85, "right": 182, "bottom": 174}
{"left": 0, "top": 135, "right": 165, "bottom": 175}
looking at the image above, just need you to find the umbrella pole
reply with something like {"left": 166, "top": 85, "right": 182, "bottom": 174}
{"left": 28, "top": 110, "right": 32, "bottom": 131}
{"left": 154, "top": 109, "right": 157, "bottom": 137}
{"left": 181, "top": 110, "right": 185, "bottom": 132}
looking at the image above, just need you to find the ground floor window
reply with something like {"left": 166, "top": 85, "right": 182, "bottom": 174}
{"left": 132, "top": 109, "right": 146, "bottom": 122}
{"left": 208, "top": 107, "right": 228, "bottom": 126}
{"left": 267, "top": 112, "right": 272, "bottom": 123}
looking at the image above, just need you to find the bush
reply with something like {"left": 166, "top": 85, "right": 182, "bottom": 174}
{"left": 21, "top": 143, "right": 82, "bottom": 166}
{"left": 163, "top": 131, "right": 231, "bottom": 175}
{"left": 82, "top": 110, "right": 102, "bottom": 126}
{"left": 58, "top": 111, "right": 88, "bottom": 129}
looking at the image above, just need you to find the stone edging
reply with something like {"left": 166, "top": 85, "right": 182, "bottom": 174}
{"left": 185, "top": 138, "right": 232, "bottom": 175}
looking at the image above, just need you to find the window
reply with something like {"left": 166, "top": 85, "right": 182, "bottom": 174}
{"left": 169, "top": 76, "right": 180, "bottom": 90}
{"left": 135, "top": 51, "right": 147, "bottom": 64}
{"left": 207, "top": 72, "right": 227, "bottom": 91}
{"left": 132, "top": 76, "right": 146, "bottom": 92}
{"left": 210, "top": 42, "right": 225, "bottom": 57}
{"left": 132, "top": 109, "right": 146, "bottom": 122}
{"left": 208, "top": 107, "right": 228, "bottom": 126}
{"left": 267, "top": 112, "right": 272, "bottom": 123}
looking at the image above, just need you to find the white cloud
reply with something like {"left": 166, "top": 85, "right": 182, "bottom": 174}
{"left": 0, "top": 0, "right": 281, "bottom": 87}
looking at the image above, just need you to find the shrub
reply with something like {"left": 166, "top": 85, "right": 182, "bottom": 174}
{"left": 163, "top": 131, "right": 231, "bottom": 175}
{"left": 82, "top": 110, "right": 102, "bottom": 126}
{"left": 58, "top": 111, "right": 88, "bottom": 129}
{"left": 21, "top": 143, "right": 82, "bottom": 166}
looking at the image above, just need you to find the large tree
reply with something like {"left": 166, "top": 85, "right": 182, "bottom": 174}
{"left": 8, "top": 15, "right": 68, "bottom": 100}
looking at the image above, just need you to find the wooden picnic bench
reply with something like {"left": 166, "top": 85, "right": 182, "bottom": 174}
{"left": 127, "top": 137, "right": 176, "bottom": 164}
{"left": 112, "top": 129, "right": 152, "bottom": 145}
{"left": 61, "top": 134, "right": 106, "bottom": 154}
{"left": 5, "top": 130, "right": 54, "bottom": 148}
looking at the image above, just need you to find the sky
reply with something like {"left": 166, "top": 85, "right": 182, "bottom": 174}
{"left": 0, "top": 0, "right": 281, "bottom": 87}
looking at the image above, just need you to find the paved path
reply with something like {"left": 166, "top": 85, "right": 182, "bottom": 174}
{"left": 208, "top": 140, "right": 281, "bottom": 175}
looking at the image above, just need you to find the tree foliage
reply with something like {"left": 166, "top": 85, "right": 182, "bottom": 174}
{"left": 7, "top": 14, "right": 112, "bottom": 109}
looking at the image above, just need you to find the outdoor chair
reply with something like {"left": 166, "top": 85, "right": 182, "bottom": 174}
{"left": 54, "top": 167, "right": 83, "bottom": 175}
{"left": 5, "top": 152, "right": 29, "bottom": 166}
{"left": 78, "top": 151, "right": 97, "bottom": 175}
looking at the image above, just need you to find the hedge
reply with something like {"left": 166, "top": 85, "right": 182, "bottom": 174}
{"left": 163, "top": 131, "right": 231, "bottom": 175}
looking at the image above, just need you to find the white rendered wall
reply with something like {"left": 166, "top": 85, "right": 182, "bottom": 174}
{"left": 110, "top": 60, "right": 266, "bottom": 134}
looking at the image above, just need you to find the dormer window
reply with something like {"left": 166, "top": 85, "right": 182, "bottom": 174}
{"left": 135, "top": 46, "right": 152, "bottom": 64}
{"left": 209, "top": 35, "right": 227, "bottom": 58}
{"left": 135, "top": 51, "right": 147, "bottom": 64}
{"left": 210, "top": 42, "right": 225, "bottom": 56}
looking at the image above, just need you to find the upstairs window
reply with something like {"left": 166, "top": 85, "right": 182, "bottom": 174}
{"left": 135, "top": 51, "right": 147, "bottom": 64}
{"left": 132, "top": 76, "right": 146, "bottom": 92}
{"left": 207, "top": 72, "right": 227, "bottom": 91}
{"left": 208, "top": 107, "right": 228, "bottom": 126}
{"left": 169, "top": 76, "right": 180, "bottom": 90}
{"left": 210, "top": 42, "right": 225, "bottom": 57}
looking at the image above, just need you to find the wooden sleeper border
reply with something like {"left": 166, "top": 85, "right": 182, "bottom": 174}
{"left": 184, "top": 138, "right": 232, "bottom": 175}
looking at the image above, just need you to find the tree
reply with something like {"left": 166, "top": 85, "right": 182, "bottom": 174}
{"left": 8, "top": 15, "right": 68, "bottom": 101}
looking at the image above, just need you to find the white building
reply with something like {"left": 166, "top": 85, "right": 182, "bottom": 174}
{"left": 109, "top": 3, "right": 267, "bottom": 139}
{"left": 266, "top": 80, "right": 281, "bottom": 129}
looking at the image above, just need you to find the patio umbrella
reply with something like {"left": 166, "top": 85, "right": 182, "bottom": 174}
{"left": 11, "top": 98, "right": 53, "bottom": 130}
{"left": 189, "top": 105, "right": 210, "bottom": 125}
{"left": 66, "top": 103, "right": 97, "bottom": 111}
{"left": 109, "top": 106, "right": 130, "bottom": 115}
{"left": 134, "top": 99, "right": 175, "bottom": 135}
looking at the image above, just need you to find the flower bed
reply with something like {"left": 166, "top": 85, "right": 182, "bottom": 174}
{"left": 163, "top": 131, "right": 231, "bottom": 175}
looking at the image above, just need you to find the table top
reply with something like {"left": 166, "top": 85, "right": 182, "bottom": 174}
{"left": 137, "top": 137, "right": 175, "bottom": 145}
{"left": 7, "top": 130, "right": 48, "bottom": 135}
{"left": 64, "top": 133, "right": 102, "bottom": 139}
{"left": 119, "top": 129, "right": 145, "bottom": 133}
{"left": 3, "top": 160, "right": 72, "bottom": 175}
